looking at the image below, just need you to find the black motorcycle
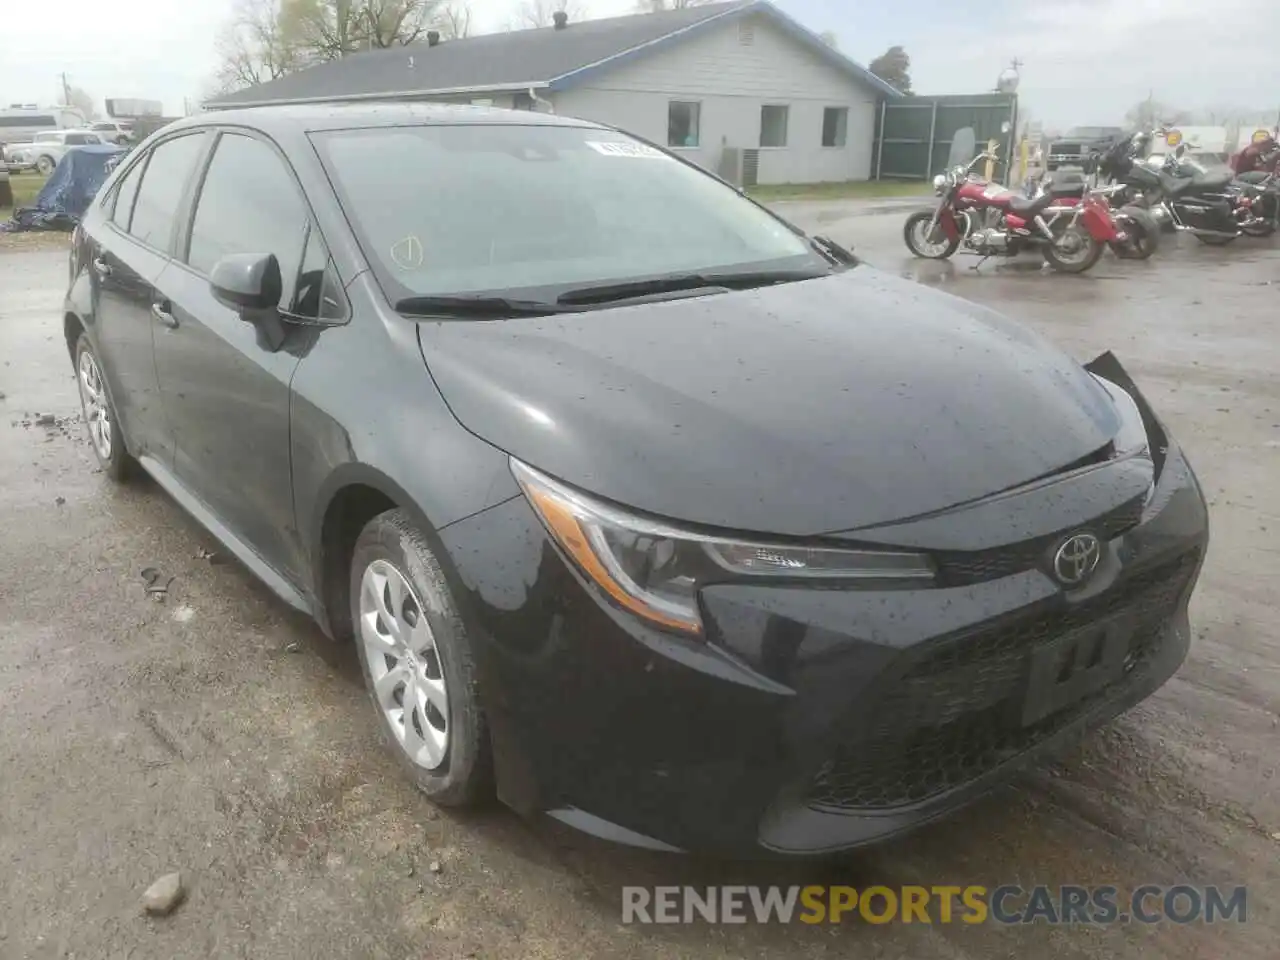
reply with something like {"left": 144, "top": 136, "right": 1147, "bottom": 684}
{"left": 1096, "top": 133, "right": 1273, "bottom": 245}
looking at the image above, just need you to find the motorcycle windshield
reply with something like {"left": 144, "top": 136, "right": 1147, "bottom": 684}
{"left": 947, "top": 127, "right": 977, "bottom": 169}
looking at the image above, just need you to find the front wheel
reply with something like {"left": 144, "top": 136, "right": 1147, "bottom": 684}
{"left": 36, "top": 155, "right": 55, "bottom": 176}
{"left": 1043, "top": 223, "right": 1105, "bottom": 273}
{"left": 1195, "top": 233, "right": 1237, "bottom": 246}
{"left": 350, "top": 509, "right": 492, "bottom": 807}
{"left": 1113, "top": 207, "right": 1160, "bottom": 259}
{"left": 903, "top": 211, "right": 960, "bottom": 259}
{"left": 1241, "top": 218, "right": 1276, "bottom": 238}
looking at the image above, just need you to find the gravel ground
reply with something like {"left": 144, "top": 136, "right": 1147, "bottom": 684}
{"left": 0, "top": 211, "right": 1276, "bottom": 959}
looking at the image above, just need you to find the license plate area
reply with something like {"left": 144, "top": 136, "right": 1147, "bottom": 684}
{"left": 1022, "top": 614, "right": 1137, "bottom": 726}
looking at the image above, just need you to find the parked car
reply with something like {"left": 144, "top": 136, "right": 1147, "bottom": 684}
{"left": 4, "top": 129, "right": 106, "bottom": 175}
{"left": 65, "top": 104, "right": 1209, "bottom": 857}
{"left": 90, "top": 120, "right": 134, "bottom": 145}
{"left": 1047, "top": 125, "right": 1127, "bottom": 171}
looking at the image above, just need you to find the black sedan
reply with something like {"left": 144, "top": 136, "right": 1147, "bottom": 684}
{"left": 64, "top": 103, "right": 1208, "bottom": 856}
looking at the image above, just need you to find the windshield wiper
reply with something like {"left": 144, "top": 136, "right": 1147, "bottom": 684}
{"left": 555, "top": 269, "right": 825, "bottom": 307}
{"left": 393, "top": 294, "right": 568, "bottom": 318}
{"left": 811, "top": 235, "right": 858, "bottom": 265}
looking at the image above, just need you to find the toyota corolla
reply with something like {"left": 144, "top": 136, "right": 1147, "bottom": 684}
{"left": 64, "top": 103, "right": 1208, "bottom": 856}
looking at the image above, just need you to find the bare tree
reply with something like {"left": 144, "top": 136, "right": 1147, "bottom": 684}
{"left": 214, "top": 0, "right": 303, "bottom": 94}
{"left": 635, "top": 0, "right": 713, "bottom": 10}
{"left": 437, "top": 1, "right": 471, "bottom": 38}
{"left": 818, "top": 30, "right": 838, "bottom": 49}
{"left": 282, "top": 0, "right": 445, "bottom": 57}
{"left": 65, "top": 86, "right": 98, "bottom": 121}
{"left": 519, "top": 0, "right": 585, "bottom": 28}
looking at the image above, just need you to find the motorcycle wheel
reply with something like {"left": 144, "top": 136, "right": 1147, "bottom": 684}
{"left": 1241, "top": 220, "right": 1276, "bottom": 238}
{"left": 1196, "top": 233, "right": 1237, "bottom": 246}
{"left": 1114, "top": 207, "right": 1160, "bottom": 259}
{"left": 903, "top": 211, "right": 960, "bottom": 260}
{"left": 1043, "top": 223, "right": 1104, "bottom": 274}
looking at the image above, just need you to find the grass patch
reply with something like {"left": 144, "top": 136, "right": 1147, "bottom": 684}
{"left": 747, "top": 179, "right": 931, "bottom": 202}
{"left": 1, "top": 173, "right": 46, "bottom": 219}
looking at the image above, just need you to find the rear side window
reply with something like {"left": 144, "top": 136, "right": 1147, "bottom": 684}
{"left": 110, "top": 158, "right": 146, "bottom": 230}
{"left": 129, "top": 134, "right": 205, "bottom": 251}
{"left": 186, "top": 132, "right": 310, "bottom": 309}
{"left": 65, "top": 133, "right": 96, "bottom": 145}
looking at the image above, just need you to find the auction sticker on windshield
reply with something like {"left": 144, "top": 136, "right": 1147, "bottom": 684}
{"left": 586, "top": 141, "right": 666, "bottom": 158}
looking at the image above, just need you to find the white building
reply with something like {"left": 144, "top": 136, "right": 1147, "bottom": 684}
{"left": 206, "top": 0, "right": 899, "bottom": 186}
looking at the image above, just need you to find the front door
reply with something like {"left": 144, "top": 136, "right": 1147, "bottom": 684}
{"left": 151, "top": 130, "right": 319, "bottom": 585}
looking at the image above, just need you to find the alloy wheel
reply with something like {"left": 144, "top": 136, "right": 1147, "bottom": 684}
{"left": 358, "top": 559, "right": 450, "bottom": 770}
{"left": 1051, "top": 225, "right": 1093, "bottom": 266}
{"left": 77, "top": 349, "right": 113, "bottom": 461}
{"left": 908, "top": 218, "right": 953, "bottom": 257}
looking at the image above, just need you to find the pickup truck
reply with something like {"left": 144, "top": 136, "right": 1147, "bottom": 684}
{"left": 2, "top": 129, "right": 107, "bottom": 175}
{"left": 1046, "top": 126, "right": 1126, "bottom": 171}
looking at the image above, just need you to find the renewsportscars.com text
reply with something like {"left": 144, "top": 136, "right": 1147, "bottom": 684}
{"left": 621, "top": 885, "right": 1247, "bottom": 925}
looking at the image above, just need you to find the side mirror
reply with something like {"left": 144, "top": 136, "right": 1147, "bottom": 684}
{"left": 209, "top": 252, "right": 288, "bottom": 351}
{"left": 210, "top": 253, "right": 281, "bottom": 312}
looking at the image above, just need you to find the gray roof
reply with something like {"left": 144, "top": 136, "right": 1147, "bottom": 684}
{"left": 207, "top": 0, "right": 898, "bottom": 108}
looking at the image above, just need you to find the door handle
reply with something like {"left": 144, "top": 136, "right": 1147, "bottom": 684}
{"left": 92, "top": 257, "right": 111, "bottom": 278}
{"left": 150, "top": 302, "right": 178, "bottom": 329}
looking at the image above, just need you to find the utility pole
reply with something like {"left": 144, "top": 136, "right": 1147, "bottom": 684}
{"left": 60, "top": 71, "right": 72, "bottom": 105}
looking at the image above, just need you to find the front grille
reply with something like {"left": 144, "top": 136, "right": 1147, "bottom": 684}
{"left": 933, "top": 495, "right": 1144, "bottom": 587}
{"left": 807, "top": 550, "right": 1199, "bottom": 812}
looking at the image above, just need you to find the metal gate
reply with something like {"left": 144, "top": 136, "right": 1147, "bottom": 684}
{"left": 874, "top": 94, "right": 1019, "bottom": 184}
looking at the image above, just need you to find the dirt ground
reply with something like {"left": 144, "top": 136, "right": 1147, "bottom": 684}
{"left": 0, "top": 209, "right": 1276, "bottom": 959}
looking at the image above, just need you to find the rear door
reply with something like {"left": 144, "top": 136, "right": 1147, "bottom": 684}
{"left": 88, "top": 132, "right": 207, "bottom": 461}
{"left": 152, "top": 129, "right": 330, "bottom": 584}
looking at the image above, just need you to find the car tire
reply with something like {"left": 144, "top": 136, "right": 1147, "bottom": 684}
{"left": 74, "top": 333, "right": 134, "bottom": 482}
{"left": 36, "top": 155, "right": 55, "bottom": 176}
{"left": 349, "top": 508, "right": 492, "bottom": 807}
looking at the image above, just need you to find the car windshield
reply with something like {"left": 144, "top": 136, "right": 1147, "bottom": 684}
{"left": 312, "top": 123, "right": 822, "bottom": 305}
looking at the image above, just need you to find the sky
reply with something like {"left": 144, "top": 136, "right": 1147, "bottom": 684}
{"left": 2, "top": 0, "right": 1278, "bottom": 128}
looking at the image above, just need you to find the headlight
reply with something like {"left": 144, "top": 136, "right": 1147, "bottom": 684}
{"left": 511, "top": 459, "right": 935, "bottom": 636}
{"left": 1093, "top": 375, "right": 1149, "bottom": 458}
{"left": 932, "top": 174, "right": 946, "bottom": 193}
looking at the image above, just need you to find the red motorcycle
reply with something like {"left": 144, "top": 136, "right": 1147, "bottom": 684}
{"left": 903, "top": 130, "right": 1117, "bottom": 274}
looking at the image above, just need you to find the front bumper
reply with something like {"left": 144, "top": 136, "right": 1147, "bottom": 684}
{"left": 439, "top": 432, "right": 1207, "bottom": 859}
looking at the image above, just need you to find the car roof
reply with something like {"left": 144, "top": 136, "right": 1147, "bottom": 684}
{"left": 166, "top": 102, "right": 609, "bottom": 137}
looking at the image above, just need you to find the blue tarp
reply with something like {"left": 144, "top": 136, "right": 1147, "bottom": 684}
{"left": 1, "top": 144, "right": 126, "bottom": 232}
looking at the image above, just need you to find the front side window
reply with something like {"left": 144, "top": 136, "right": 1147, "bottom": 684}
{"left": 129, "top": 134, "right": 205, "bottom": 251}
{"left": 186, "top": 132, "right": 310, "bottom": 310}
{"left": 313, "top": 123, "right": 817, "bottom": 304}
{"left": 822, "top": 107, "right": 848, "bottom": 148}
{"left": 65, "top": 133, "right": 97, "bottom": 145}
{"left": 760, "top": 105, "right": 789, "bottom": 148}
{"left": 668, "top": 102, "right": 700, "bottom": 148}
{"left": 34, "top": 132, "right": 59, "bottom": 143}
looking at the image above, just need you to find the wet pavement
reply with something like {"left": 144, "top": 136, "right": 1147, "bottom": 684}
{"left": 0, "top": 213, "right": 1277, "bottom": 959}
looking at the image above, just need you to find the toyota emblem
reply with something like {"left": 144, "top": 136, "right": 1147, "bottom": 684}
{"left": 1052, "top": 533, "right": 1101, "bottom": 586}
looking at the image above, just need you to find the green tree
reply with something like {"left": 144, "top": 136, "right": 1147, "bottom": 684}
{"left": 868, "top": 45, "right": 912, "bottom": 94}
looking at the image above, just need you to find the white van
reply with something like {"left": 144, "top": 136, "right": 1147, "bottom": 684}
{"left": 0, "top": 105, "right": 89, "bottom": 146}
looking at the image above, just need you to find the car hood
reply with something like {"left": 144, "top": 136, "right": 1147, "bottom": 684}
{"left": 417, "top": 268, "right": 1121, "bottom": 536}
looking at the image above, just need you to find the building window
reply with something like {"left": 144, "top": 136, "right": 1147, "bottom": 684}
{"left": 760, "top": 105, "right": 789, "bottom": 148}
{"left": 822, "top": 107, "right": 848, "bottom": 147}
{"left": 668, "top": 101, "right": 700, "bottom": 148}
